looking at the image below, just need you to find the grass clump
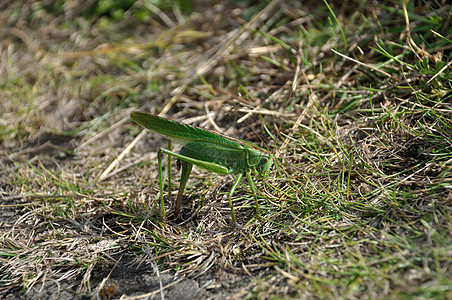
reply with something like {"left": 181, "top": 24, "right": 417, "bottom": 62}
{"left": 1, "top": 0, "right": 451, "bottom": 298}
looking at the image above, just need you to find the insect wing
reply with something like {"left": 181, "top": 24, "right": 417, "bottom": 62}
{"left": 131, "top": 112, "right": 243, "bottom": 150}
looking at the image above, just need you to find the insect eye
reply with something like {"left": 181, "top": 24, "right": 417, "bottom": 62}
{"left": 262, "top": 157, "right": 268, "bottom": 164}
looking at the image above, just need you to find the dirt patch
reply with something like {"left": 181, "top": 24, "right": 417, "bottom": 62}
{"left": 1, "top": 0, "right": 451, "bottom": 299}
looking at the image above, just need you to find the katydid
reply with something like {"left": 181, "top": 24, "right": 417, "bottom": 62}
{"left": 130, "top": 112, "right": 272, "bottom": 225}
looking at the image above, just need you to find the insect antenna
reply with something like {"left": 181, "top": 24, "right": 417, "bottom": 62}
{"left": 243, "top": 118, "right": 271, "bottom": 154}
{"left": 274, "top": 45, "right": 314, "bottom": 160}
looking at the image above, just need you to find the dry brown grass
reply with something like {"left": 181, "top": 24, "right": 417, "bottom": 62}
{"left": 1, "top": 0, "right": 451, "bottom": 299}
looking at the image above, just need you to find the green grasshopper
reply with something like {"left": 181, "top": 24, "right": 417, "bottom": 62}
{"left": 130, "top": 112, "right": 272, "bottom": 225}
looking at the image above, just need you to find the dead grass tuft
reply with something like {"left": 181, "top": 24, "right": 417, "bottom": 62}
{"left": 1, "top": 0, "right": 451, "bottom": 298}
